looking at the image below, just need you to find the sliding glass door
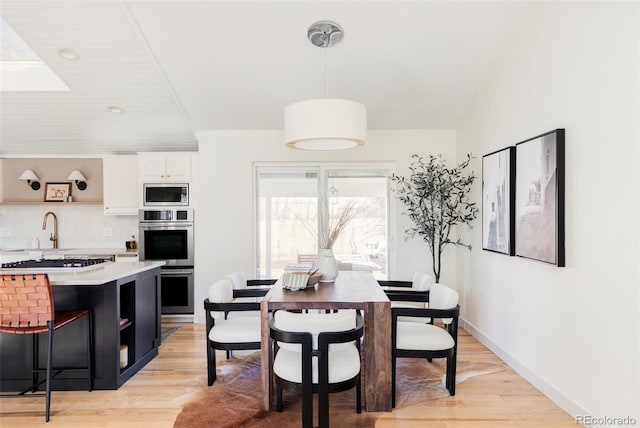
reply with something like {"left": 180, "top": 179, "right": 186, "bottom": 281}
{"left": 255, "top": 164, "right": 391, "bottom": 279}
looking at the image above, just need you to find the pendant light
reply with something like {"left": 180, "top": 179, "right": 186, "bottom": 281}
{"left": 284, "top": 21, "right": 367, "bottom": 150}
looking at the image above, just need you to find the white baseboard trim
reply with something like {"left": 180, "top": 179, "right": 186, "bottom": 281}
{"left": 461, "top": 317, "right": 590, "bottom": 426}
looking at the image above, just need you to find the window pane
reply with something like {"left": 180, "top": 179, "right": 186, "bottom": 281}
{"left": 327, "top": 174, "right": 388, "bottom": 280}
{"left": 256, "top": 169, "right": 318, "bottom": 278}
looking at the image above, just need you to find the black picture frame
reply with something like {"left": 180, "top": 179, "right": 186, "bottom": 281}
{"left": 482, "top": 146, "right": 515, "bottom": 255}
{"left": 514, "top": 129, "right": 565, "bottom": 266}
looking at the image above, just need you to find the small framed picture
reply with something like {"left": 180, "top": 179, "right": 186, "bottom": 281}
{"left": 44, "top": 182, "right": 72, "bottom": 202}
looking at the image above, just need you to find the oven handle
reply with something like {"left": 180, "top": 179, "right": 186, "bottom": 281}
{"left": 161, "top": 269, "right": 194, "bottom": 276}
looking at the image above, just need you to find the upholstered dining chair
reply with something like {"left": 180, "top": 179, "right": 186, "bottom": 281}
{"left": 269, "top": 309, "right": 364, "bottom": 428}
{"left": 378, "top": 271, "right": 435, "bottom": 293}
{"left": 380, "top": 271, "right": 435, "bottom": 323}
{"left": 388, "top": 283, "right": 460, "bottom": 408}
{"left": 225, "top": 270, "right": 276, "bottom": 293}
{"left": 224, "top": 270, "right": 275, "bottom": 315}
{"left": 204, "top": 277, "right": 268, "bottom": 386}
{"left": 0, "top": 273, "right": 93, "bottom": 422}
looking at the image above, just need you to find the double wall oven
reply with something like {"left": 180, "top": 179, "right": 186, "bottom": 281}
{"left": 138, "top": 208, "right": 194, "bottom": 314}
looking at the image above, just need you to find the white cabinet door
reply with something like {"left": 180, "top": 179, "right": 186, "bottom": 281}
{"left": 165, "top": 153, "right": 192, "bottom": 182}
{"left": 103, "top": 156, "right": 138, "bottom": 215}
{"left": 138, "top": 153, "right": 168, "bottom": 182}
{"left": 139, "top": 153, "right": 191, "bottom": 182}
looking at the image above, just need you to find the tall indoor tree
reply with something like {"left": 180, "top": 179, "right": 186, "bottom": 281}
{"left": 390, "top": 154, "right": 479, "bottom": 282}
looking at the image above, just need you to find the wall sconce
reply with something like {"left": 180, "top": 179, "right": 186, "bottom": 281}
{"left": 18, "top": 170, "right": 41, "bottom": 190}
{"left": 67, "top": 170, "right": 88, "bottom": 190}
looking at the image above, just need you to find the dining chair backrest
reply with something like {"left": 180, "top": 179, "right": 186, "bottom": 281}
{"left": 428, "top": 283, "right": 459, "bottom": 324}
{"left": 273, "top": 309, "right": 357, "bottom": 352}
{"left": 225, "top": 271, "right": 248, "bottom": 289}
{"left": 208, "top": 278, "right": 234, "bottom": 320}
{"left": 412, "top": 272, "right": 435, "bottom": 291}
{"left": 0, "top": 273, "right": 54, "bottom": 332}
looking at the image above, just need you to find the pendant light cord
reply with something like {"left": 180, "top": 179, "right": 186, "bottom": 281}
{"left": 324, "top": 44, "right": 328, "bottom": 98}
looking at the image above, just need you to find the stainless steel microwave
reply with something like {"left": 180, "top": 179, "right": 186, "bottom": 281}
{"left": 143, "top": 183, "right": 189, "bottom": 206}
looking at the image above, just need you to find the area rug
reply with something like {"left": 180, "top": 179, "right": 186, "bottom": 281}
{"left": 161, "top": 326, "right": 181, "bottom": 344}
{"left": 173, "top": 351, "right": 506, "bottom": 427}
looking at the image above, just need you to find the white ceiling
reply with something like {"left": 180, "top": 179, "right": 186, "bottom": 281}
{"left": 0, "top": 1, "right": 529, "bottom": 156}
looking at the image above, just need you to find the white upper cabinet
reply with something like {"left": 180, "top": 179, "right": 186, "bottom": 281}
{"left": 103, "top": 156, "right": 138, "bottom": 215}
{"left": 139, "top": 152, "right": 192, "bottom": 183}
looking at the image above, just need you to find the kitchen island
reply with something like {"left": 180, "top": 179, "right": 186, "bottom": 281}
{"left": 0, "top": 261, "right": 163, "bottom": 391}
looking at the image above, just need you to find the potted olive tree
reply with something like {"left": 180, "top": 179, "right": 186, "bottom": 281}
{"left": 390, "top": 154, "right": 478, "bottom": 283}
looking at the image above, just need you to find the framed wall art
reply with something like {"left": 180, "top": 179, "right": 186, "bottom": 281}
{"left": 482, "top": 146, "right": 515, "bottom": 255}
{"left": 44, "top": 182, "right": 72, "bottom": 202}
{"left": 515, "top": 129, "right": 565, "bottom": 266}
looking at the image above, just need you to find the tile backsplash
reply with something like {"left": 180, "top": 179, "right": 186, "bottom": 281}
{"left": 0, "top": 204, "right": 138, "bottom": 250}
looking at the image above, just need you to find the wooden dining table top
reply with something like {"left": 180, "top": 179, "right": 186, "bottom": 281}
{"left": 263, "top": 270, "right": 390, "bottom": 307}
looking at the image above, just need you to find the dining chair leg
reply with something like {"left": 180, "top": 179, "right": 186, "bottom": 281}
{"left": 391, "top": 354, "right": 397, "bottom": 408}
{"left": 276, "top": 384, "right": 283, "bottom": 412}
{"left": 356, "top": 373, "right": 361, "bottom": 414}
{"left": 318, "top": 352, "right": 329, "bottom": 428}
{"left": 301, "top": 385, "right": 313, "bottom": 428}
{"left": 447, "top": 349, "right": 457, "bottom": 395}
{"left": 318, "top": 390, "right": 329, "bottom": 428}
{"left": 445, "top": 356, "right": 451, "bottom": 391}
{"left": 45, "top": 323, "right": 54, "bottom": 422}
{"left": 206, "top": 342, "right": 216, "bottom": 386}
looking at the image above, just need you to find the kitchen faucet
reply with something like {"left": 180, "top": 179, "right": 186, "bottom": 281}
{"left": 42, "top": 211, "right": 58, "bottom": 249}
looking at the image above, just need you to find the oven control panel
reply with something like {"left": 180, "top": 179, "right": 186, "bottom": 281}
{"left": 139, "top": 208, "right": 193, "bottom": 222}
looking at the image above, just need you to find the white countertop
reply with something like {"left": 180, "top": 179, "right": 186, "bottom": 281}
{"left": 0, "top": 261, "right": 164, "bottom": 285}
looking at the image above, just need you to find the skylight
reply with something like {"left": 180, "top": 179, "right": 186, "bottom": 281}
{"left": 0, "top": 17, "right": 70, "bottom": 91}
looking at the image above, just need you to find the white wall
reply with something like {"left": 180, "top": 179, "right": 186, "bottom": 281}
{"left": 193, "top": 129, "right": 457, "bottom": 322}
{"left": 0, "top": 161, "right": 3, "bottom": 202}
{"left": 457, "top": 2, "right": 639, "bottom": 423}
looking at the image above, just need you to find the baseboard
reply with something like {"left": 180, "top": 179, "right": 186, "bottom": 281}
{"left": 461, "top": 317, "right": 589, "bottom": 425}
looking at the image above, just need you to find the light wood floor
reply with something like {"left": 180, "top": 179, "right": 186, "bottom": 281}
{"left": 0, "top": 322, "right": 576, "bottom": 427}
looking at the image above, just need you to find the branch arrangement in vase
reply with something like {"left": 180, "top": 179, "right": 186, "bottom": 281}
{"left": 318, "top": 198, "right": 367, "bottom": 249}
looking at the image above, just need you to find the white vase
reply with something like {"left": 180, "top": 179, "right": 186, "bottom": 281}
{"left": 317, "top": 248, "right": 338, "bottom": 282}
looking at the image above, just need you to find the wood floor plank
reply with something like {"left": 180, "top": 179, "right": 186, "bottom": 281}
{"left": 0, "top": 322, "right": 575, "bottom": 427}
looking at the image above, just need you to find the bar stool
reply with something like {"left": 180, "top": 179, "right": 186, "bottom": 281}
{"left": 0, "top": 273, "right": 93, "bottom": 422}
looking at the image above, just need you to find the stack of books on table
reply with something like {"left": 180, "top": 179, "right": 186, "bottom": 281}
{"left": 281, "top": 271, "right": 322, "bottom": 290}
{"left": 284, "top": 263, "right": 314, "bottom": 272}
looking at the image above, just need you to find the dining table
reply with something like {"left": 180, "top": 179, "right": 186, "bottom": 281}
{"left": 260, "top": 271, "right": 392, "bottom": 412}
